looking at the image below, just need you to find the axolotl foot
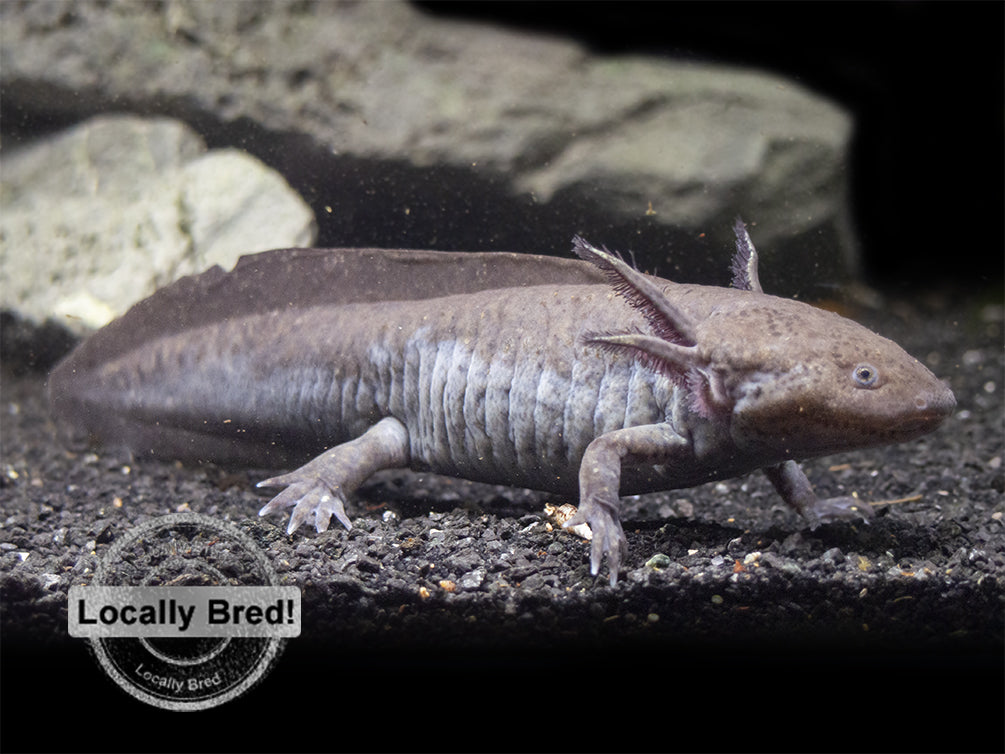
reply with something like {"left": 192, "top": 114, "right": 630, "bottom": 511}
{"left": 257, "top": 417, "right": 411, "bottom": 536}
{"left": 563, "top": 500, "right": 628, "bottom": 587}
{"left": 257, "top": 469, "right": 353, "bottom": 534}
{"left": 803, "top": 495, "right": 875, "bottom": 529}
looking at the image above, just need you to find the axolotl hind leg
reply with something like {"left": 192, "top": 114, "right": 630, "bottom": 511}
{"left": 258, "top": 416, "right": 410, "bottom": 534}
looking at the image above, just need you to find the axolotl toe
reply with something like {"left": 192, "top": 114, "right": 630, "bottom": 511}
{"left": 48, "top": 220, "right": 955, "bottom": 585}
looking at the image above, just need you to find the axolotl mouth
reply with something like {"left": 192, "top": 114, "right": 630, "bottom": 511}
{"left": 894, "top": 382, "right": 956, "bottom": 437}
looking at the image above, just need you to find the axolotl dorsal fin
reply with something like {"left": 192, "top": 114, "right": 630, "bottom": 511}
{"left": 54, "top": 247, "right": 608, "bottom": 377}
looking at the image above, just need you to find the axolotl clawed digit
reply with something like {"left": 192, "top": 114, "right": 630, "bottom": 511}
{"left": 49, "top": 221, "right": 956, "bottom": 585}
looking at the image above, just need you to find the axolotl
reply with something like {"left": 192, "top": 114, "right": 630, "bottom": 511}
{"left": 48, "top": 221, "right": 955, "bottom": 584}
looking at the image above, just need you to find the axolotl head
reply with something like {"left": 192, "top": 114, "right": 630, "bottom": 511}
{"left": 572, "top": 230, "right": 955, "bottom": 462}
{"left": 701, "top": 293, "right": 956, "bottom": 458}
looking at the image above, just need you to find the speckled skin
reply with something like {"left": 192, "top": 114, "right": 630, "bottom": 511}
{"left": 48, "top": 224, "right": 956, "bottom": 584}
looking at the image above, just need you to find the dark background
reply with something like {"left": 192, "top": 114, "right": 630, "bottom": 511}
{"left": 421, "top": 1, "right": 1004, "bottom": 291}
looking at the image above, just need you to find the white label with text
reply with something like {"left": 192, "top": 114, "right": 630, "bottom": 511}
{"left": 68, "top": 586, "right": 301, "bottom": 638}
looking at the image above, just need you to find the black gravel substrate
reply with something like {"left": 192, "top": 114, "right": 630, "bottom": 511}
{"left": 2, "top": 292, "right": 1002, "bottom": 753}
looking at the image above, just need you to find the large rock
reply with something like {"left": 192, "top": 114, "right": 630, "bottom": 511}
{"left": 0, "top": 0, "right": 854, "bottom": 303}
{"left": 1, "top": 115, "right": 316, "bottom": 331}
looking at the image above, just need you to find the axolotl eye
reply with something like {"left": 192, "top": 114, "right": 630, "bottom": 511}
{"left": 852, "top": 362, "right": 879, "bottom": 388}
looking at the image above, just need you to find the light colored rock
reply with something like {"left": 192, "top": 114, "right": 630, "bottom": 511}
{"left": 518, "top": 61, "right": 850, "bottom": 229}
{"left": 181, "top": 149, "right": 317, "bottom": 262}
{"left": 1, "top": 115, "right": 316, "bottom": 331}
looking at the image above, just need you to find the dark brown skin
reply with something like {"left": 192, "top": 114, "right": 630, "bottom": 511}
{"left": 49, "top": 222, "right": 956, "bottom": 584}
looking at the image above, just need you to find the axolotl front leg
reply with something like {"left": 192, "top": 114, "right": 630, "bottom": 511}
{"left": 564, "top": 423, "right": 690, "bottom": 586}
{"left": 257, "top": 417, "right": 410, "bottom": 534}
{"left": 764, "top": 460, "right": 875, "bottom": 528}
{"left": 565, "top": 430, "right": 875, "bottom": 586}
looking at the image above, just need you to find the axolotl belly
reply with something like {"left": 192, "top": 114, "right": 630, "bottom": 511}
{"left": 48, "top": 221, "right": 955, "bottom": 584}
